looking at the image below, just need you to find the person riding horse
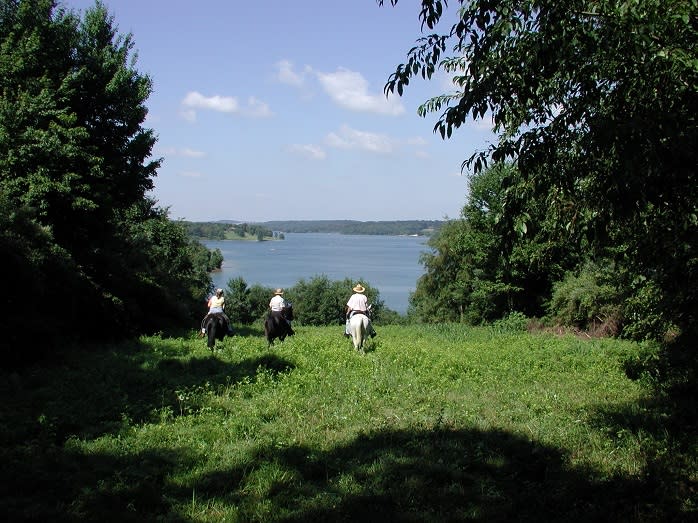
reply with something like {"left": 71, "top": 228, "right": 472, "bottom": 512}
{"left": 269, "top": 288, "right": 294, "bottom": 336}
{"left": 200, "top": 288, "right": 233, "bottom": 336}
{"left": 345, "top": 283, "right": 377, "bottom": 338}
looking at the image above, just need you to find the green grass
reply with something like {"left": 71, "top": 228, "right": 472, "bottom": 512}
{"left": 1, "top": 324, "right": 693, "bottom": 521}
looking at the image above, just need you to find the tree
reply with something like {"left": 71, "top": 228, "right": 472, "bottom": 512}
{"left": 0, "top": 0, "right": 209, "bottom": 358}
{"left": 225, "top": 277, "right": 256, "bottom": 324}
{"left": 381, "top": 0, "right": 697, "bottom": 344}
{"left": 289, "top": 276, "right": 385, "bottom": 326}
{"left": 411, "top": 163, "right": 579, "bottom": 323}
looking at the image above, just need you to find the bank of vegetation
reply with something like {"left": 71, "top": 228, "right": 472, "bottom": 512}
{"left": 1, "top": 1, "right": 695, "bottom": 520}
{"left": 218, "top": 276, "right": 406, "bottom": 326}
{"left": 258, "top": 219, "right": 442, "bottom": 236}
{"left": 183, "top": 221, "right": 278, "bottom": 242}
{"left": 181, "top": 220, "right": 442, "bottom": 239}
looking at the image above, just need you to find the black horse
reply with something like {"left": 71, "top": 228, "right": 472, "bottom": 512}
{"left": 203, "top": 313, "right": 230, "bottom": 350}
{"left": 264, "top": 305, "right": 294, "bottom": 346}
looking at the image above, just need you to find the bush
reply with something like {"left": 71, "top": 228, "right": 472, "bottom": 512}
{"left": 547, "top": 262, "right": 622, "bottom": 335}
{"left": 287, "top": 276, "right": 385, "bottom": 326}
{"left": 223, "top": 278, "right": 273, "bottom": 325}
{"left": 220, "top": 275, "right": 389, "bottom": 327}
{"left": 621, "top": 278, "right": 673, "bottom": 342}
{"left": 491, "top": 311, "right": 529, "bottom": 333}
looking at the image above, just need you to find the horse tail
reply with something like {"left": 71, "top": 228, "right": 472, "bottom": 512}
{"left": 349, "top": 314, "right": 368, "bottom": 352}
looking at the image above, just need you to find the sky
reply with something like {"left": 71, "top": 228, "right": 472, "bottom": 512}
{"left": 62, "top": 0, "right": 496, "bottom": 222}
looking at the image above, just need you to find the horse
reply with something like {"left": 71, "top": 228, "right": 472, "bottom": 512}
{"left": 264, "top": 305, "right": 294, "bottom": 346}
{"left": 203, "top": 312, "right": 230, "bottom": 350}
{"left": 348, "top": 312, "right": 371, "bottom": 353}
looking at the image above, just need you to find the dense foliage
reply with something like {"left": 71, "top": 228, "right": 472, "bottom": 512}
{"left": 0, "top": 0, "right": 210, "bottom": 362}
{"left": 223, "top": 274, "right": 387, "bottom": 326}
{"left": 383, "top": 0, "right": 697, "bottom": 382}
{"left": 183, "top": 221, "right": 275, "bottom": 241}
{"left": 411, "top": 163, "right": 581, "bottom": 323}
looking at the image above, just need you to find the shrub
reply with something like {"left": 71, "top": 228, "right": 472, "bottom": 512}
{"left": 491, "top": 311, "right": 529, "bottom": 333}
{"left": 621, "top": 278, "right": 673, "bottom": 342}
{"left": 224, "top": 278, "right": 273, "bottom": 325}
{"left": 289, "top": 276, "right": 384, "bottom": 326}
{"left": 547, "top": 262, "right": 622, "bottom": 335}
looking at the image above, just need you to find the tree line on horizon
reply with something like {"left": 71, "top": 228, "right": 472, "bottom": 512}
{"left": 182, "top": 221, "right": 276, "bottom": 241}
{"left": 258, "top": 220, "right": 443, "bottom": 236}
{"left": 184, "top": 220, "right": 444, "bottom": 238}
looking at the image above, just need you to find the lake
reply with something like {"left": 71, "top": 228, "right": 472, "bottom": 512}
{"left": 205, "top": 233, "right": 429, "bottom": 314}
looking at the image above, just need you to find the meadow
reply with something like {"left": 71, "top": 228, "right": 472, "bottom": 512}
{"left": 1, "top": 323, "right": 690, "bottom": 521}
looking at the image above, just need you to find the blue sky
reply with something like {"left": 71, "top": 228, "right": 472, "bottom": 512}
{"left": 62, "top": 0, "right": 495, "bottom": 222}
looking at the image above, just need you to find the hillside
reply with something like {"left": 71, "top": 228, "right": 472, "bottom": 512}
{"left": 1, "top": 323, "right": 687, "bottom": 521}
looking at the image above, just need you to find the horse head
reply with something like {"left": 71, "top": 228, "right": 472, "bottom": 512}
{"left": 284, "top": 303, "right": 294, "bottom": 321}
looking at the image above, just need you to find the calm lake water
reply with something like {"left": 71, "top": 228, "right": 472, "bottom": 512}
{"left": 205, "top": 233, "right": 429, "bottom": 314}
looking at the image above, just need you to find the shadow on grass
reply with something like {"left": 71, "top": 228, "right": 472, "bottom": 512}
{"left": 187, "top": 427, "right": 663, "bottom": 522}
{"left": 1, "top": 343, "right": 691, "bottom": 521}
{"left": 5, "top": 424, "right": 673, "bottom": 522}
{"left": 0, "top": 339, "right": 295, "bottom": 442}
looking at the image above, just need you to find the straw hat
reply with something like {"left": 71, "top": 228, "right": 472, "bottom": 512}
{"left": 274, "top": 288, "right": 284, "bottom": 295}
{"left": 352, "top": 284, "right": 365, "bottom": 293}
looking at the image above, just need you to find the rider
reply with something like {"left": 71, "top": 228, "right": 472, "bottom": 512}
{"left": 269, "top": 288, "right": 294, "bottom": 335}
{"left": 201, "top": 288, "right": 233, "bottom": 335}
{"left": 345, "top": 283, "right": 377, "bottom": 338}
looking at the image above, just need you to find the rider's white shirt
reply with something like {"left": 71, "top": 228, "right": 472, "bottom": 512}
{"left": 269, "top": 295, "right": 286, "bottom": 311}
{"left": 347, "top": 293, "right": 368, "bottom": 311}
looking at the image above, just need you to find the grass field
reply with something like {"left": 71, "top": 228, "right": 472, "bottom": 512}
{"left": 1, "top": 323, "right": 693, "bottom": 521}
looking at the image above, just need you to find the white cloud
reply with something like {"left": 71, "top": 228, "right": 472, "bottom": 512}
{"left": 244, "top": 96, "right": 273, "bottom": 118}
{"left": 158, "top": 147, "right": 206, "bottom": 158}
{"left": 276, "top": 59, "right": 305, "bottom": 87}
{"left": 181, "top": 147, "right": 206, "bottom": 158}
{"left": 325, "top": 125, "right": 395, "bottom": 154}
{"left": 182, "top": 91, "right": 239, "bottom": 113}
{"left": 317, "top": 68, "right": 404, "bottom": 116}
{"left": 288, "top": 144, "right": 326, "bottom": 160}
{"left": 180, "top": 91, "right": 272, "bottom": 120}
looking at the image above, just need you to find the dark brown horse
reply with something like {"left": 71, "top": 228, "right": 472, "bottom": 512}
{"left": 203, "top": 313, "right": 230, "bottom": 350}
{"left": 264, "top": 305, "right": 294, "bottom": 346}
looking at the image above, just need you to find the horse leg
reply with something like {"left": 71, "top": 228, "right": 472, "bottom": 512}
{"left": 358, "top": 319, "right": 368, "bottom": 353}
{"left": 350, "top": 317, "right": 365, "bottom": 353}
{"left": 206, "top": 323, "right": 216, "bottom": 350}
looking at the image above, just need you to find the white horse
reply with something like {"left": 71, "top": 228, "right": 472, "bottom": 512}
{"left": 348, "top": 313, "right": 371, "bottom": 353}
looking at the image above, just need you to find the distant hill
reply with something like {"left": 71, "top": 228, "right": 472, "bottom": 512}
{"left": 181, "top": 220, "right": 446, "bottom": 239}
{"left": 255, "top": 220, "right": 444, "bottom": 236}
